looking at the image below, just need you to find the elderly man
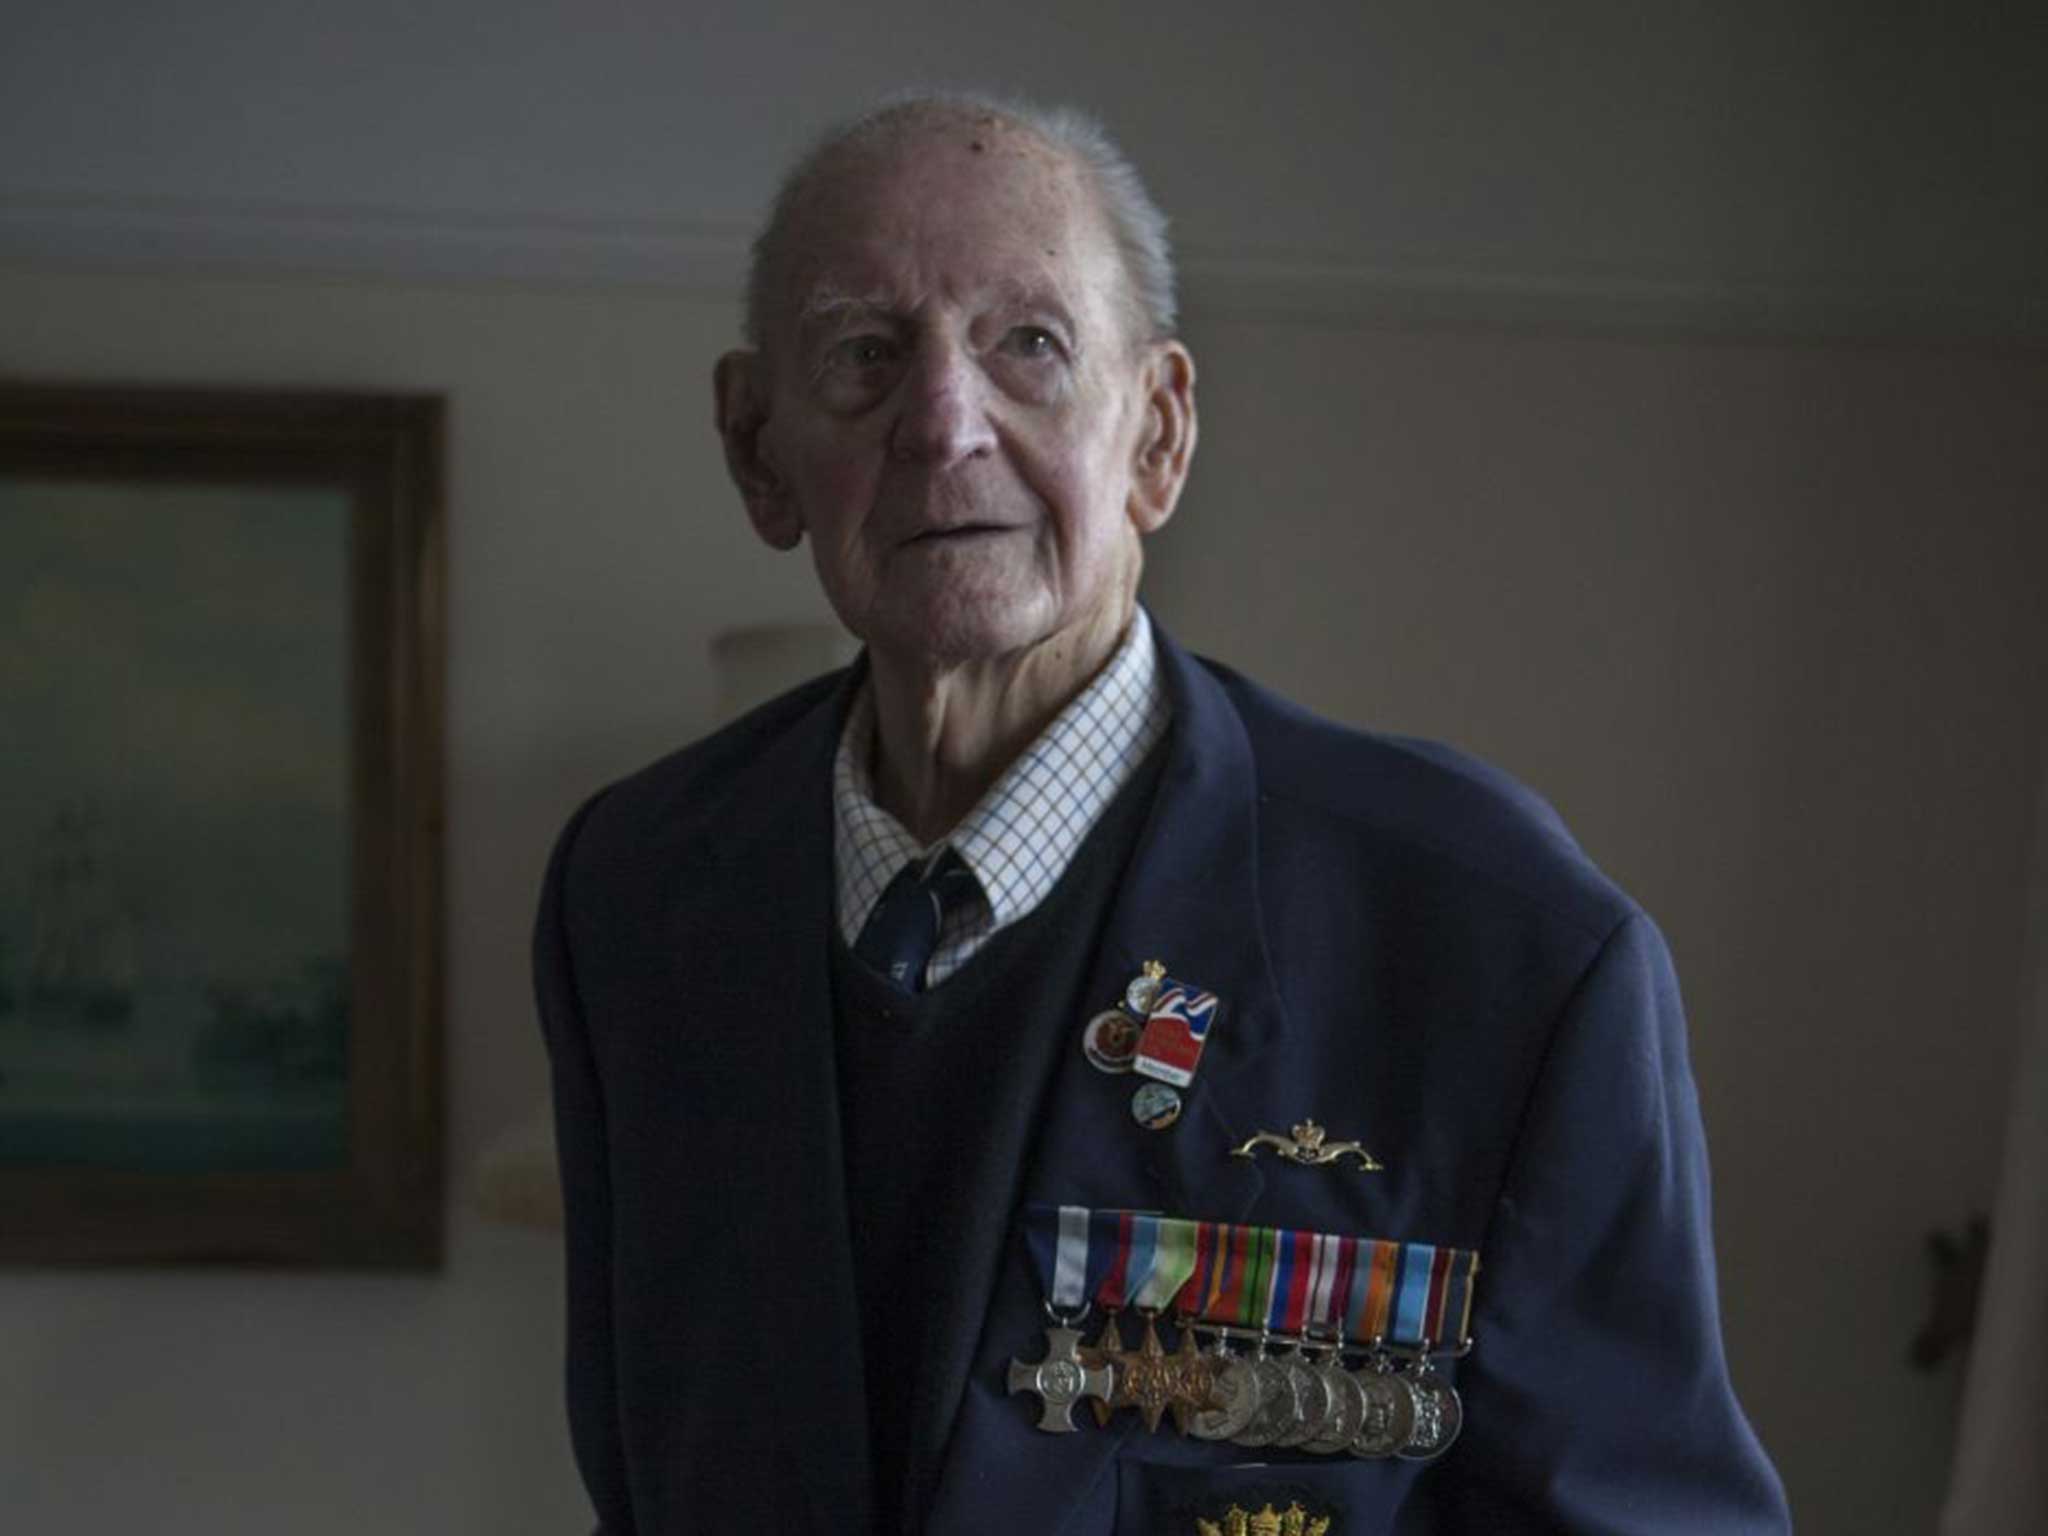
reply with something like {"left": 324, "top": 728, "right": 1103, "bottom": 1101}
{"left": 534, "top": 94, "right": 1788, "bottom": 1535}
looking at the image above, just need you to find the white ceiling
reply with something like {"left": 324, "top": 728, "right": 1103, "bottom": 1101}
{"left": 2, "top": 0, "right": 2042, "bottom": 339}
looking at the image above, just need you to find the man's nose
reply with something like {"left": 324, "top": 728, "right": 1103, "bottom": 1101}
{"left": 888, "top": 340, "right": 997, "bottom": 465}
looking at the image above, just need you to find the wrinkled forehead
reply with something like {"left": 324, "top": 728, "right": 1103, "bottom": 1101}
{"left": 763, "top": 115, "right": 1130, "bottom": 348}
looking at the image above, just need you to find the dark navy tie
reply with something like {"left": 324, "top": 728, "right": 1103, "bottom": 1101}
{"left": 852, "top": 847, "right": 979, "bottom": 993}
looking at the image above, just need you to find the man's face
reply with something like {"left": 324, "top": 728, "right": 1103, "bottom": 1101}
{"left": 724, "top": 121, "right": 1191, "bottom": 668}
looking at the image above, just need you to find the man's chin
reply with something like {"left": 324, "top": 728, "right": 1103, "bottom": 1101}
{"left": 861, "top": 590, "right": 1058, "bottom": 673}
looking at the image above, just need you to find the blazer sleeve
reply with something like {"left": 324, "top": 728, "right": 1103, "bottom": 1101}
{"left": 533, "top": 798, "right": 634, "bottom": 1536}
{"left": 1416, "top": 911, "right": 1791, "bottom": 1532}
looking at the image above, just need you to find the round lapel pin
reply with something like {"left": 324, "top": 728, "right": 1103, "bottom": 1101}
{"left": 1083, "top": 1008, "right": 1141, "bottom": 1074}
{"left": 1130, "top": 1080, "right": 1183, "bottom": 1131}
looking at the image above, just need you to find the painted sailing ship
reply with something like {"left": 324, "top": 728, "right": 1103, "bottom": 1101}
{"left": 191, "top": 957, "right": 348, "bottom": 1093}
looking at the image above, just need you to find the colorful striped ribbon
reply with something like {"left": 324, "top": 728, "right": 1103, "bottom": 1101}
{"left": 1268, "top": 1226, "right": 1316, "bottom": 1334}
{"left": 1195, "top": 1222, "right": 1251, "bottom": 1325}
{"left": 1235, "top": 1224, "right": 1279, "bottom": 1329}
{"left": 1037, "top": 1207, "right": 1480, "bottom": 1350}
{"left": 1021, "top": 1203, "right": 1121, "bottom": 1313}
{"left": 1178, "top": 1220, "right": 1218, "bottom": 1320}
{"left": 1347, "top": 1238, "right": 1401, "bottom": 1345}
{"left": 1095, "top": 1210, "right": 1163, "bottom": 1311}
{"left": 1306, "top": 1231, "right": 1355, "bottom": 1340}
{"left": 1134, "top": 1217, "right": 1201, "bottom": 1311}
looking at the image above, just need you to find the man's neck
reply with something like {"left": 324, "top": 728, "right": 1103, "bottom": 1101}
{"left": 866, "top": 599, "right": 1133, "bottom": 845}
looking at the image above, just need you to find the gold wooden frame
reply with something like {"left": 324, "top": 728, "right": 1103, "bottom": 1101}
{"left": 0, "top": 383, "right": 444, "bottom": 1266}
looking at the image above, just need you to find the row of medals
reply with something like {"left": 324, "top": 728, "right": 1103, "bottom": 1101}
{"left": 1049, "top": 1310, "right": 1461, "bottom": 1462}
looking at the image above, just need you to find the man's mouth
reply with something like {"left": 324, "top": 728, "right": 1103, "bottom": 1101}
{"left": 907, "top": 523, "right": 1012, "bottom": 544}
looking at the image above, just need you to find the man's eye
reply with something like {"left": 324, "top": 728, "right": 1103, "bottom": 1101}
{"left": 1004, "top": 326, "right": 1059, "bottom": 359}
{"left": 830, "top": 336, "right": 896, "bottom": 368}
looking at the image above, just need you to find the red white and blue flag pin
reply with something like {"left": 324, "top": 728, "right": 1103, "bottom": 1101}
{"left": 1132, "top": 979, "right": 1221, "bottom": 1089}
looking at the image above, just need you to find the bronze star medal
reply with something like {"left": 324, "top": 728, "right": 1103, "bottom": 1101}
{"left": 1165, "top": 1321, "right": 1226, "bottom": 1435}
{"left": 1105, "top": 1313, "right": 1182, "bottom": 1432}
{"left": 1086, "top": 1310, "right": 1127, "bottom": 1427}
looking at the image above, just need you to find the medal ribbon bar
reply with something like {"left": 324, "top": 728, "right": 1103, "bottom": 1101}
{"left": 1021, "top": 1204, "right": 1124, "bottom": 1317}
{"left": 1349, "top": 1239, "right": 1398, "bottom": 1346}
{"left": 1024, "top": 1205, "right": 1479, "bottom": 1353}
{"left": 1269, "top": 1226, "right": 1312, "bottom": 1334}
{"left": 1176, "top": 1219, "right": 1219, "bottom": 1330}
{"left": 1307, "top": 1232, "right": 1354, "bottom": 1340}
{"left": 1094, "top": 1210, "right": 1162, "bottom": 1313}
{"left": 1049, "top": 1206, "right": 1090, "bottom": 1311}
{"left": 1015, "top": 1206, "right": 1479, "bottom": 1458}
{"left": 1136, "top": 1218, "right": 1202, "bottom": 1311}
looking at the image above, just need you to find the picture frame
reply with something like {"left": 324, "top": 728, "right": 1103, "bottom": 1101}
{"left": 0, "top": 383, "right": 444, "bottom": 1266}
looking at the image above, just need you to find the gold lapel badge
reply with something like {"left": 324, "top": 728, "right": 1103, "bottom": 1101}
{"left": 1230, "top": 1118, "right": 1383, "bottom": 1171}
{"left": 1195, "top": 1501, "right": 1333, "bottom": 1536}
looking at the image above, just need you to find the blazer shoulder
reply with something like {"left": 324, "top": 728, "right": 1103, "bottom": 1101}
{"left": 1207, "top": 659, "right": 1631, "bottom": 940}
{"left": 552, "top": 666, "right": 848, "bottom": 887}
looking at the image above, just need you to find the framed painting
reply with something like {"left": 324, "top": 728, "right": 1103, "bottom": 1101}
{"left": 0, "top": 384, "right": 443, "bottom": 1265}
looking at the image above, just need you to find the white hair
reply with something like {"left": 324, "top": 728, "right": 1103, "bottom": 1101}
{"left": 742, "top": 90, "right": 1179, "bottom": 349}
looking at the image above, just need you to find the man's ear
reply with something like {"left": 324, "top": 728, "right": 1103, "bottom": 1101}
{"left": 1128, "top": 340, "right": 1197, "bottom": 535}
{"left": 714, "top": 350, "right": 802, "bottom": 550}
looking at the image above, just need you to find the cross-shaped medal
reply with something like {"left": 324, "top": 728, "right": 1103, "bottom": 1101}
{"left": 1007, "top": 1326, "right": 1114, "bottom": 1432}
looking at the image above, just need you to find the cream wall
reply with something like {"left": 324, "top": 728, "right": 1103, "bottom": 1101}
{"left": 1, "top": 265, "right": 2041, "bottom": 1533}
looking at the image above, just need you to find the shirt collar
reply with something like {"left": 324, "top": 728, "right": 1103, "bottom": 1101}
{"left": 832, "top": 607, "right": 1170, "bottom": 950}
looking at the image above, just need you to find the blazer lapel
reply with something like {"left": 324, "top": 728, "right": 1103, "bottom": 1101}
{"left": 922, "top": 625, "right": 1290, "bottom": 1535}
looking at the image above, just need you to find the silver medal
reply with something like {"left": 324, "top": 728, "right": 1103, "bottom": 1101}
{"left": 1303, "top": 1356, "right": 1368, "bottom": 1454}
{"left": 1273, "top": 1348, "right": 1334, "bottom": 1447}
{"left": 1212, "top": 1359, "right": 1277, "bottom": 1458}
{"left": 1186, "top": 1346, "right": 1260, "bottom": 1441}
{"left": 1349, "top": 1358, "right": 1419, "bottom": 1459}
{"left": 1006, "top": 1326, "right": 1113, "bottom": 1433}
{"left": 1231, "top": 1354, "right": 1299, "bottom": 1447}
{"left": 1396, "top": 1363, "right": 1463, "bottom": 1460}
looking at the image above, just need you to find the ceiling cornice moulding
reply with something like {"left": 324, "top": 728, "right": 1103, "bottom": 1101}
{"left": 1, "top": 189, "right": 2039, "bottom": 348}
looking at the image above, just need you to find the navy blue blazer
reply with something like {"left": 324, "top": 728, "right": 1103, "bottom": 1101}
{"left": 534, "top": 622, "right": 1789, "bottom": 1535}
